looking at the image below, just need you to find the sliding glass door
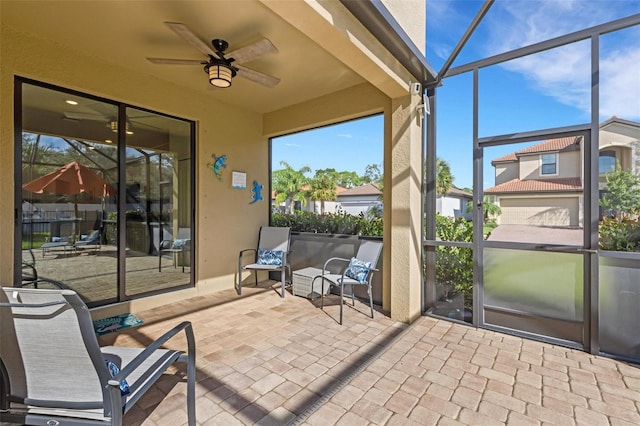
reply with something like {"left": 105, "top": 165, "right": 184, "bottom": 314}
{"left": 17, "top": 80, "right": 194, "bottom": 307}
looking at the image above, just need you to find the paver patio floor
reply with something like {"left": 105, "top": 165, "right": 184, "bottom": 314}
{"left": 99, "top": 280, "right": 640, "bottom": 425}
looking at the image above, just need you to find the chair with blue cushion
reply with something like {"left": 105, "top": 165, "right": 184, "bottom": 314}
{"left": 238, "top": 226, "right": 291, "bottom": 298}
{"left": 0, "top": 286, "right": 196, "bottom": 426}
{"left": 158, "top": 227, "right": 191, "bottom": 273}
{"left": 73, "top": 229, "right": 102, "bottom": 253}
{"left": 317, "top": 239, "right": 383, "bottom": 324}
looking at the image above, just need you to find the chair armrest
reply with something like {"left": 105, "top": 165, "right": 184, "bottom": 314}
{"left": 107, "top": 321, "right": 195, "bottom": 386}
{"left": 159, "top": 239, "right": 174, "bottom": 250}
{"left": 322, "top": 257, "right": 350, "bottom": 271}
{"left": 238, "top": 248, "right": 257, "bottom": 262}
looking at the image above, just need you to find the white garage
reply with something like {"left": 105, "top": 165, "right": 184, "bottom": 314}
{"left": 498, "top": 196, "right": 581, "bottom": 227}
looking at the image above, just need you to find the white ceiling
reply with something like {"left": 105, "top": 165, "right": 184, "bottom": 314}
{"left": 3, "top": 0, "right": 368, "bottom": 114}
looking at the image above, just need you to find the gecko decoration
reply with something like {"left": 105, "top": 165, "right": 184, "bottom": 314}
{"left": 207, "top": 154, "right": 227, "bottom": 180}
{"left": 249, "top": 180, "right": 264, "bottom": 204}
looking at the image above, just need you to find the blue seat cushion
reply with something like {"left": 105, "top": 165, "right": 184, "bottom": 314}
{"left": 257, "top": 249, "right": 283, "bottom": 266}
{"left": 345, "top": 257, "right": 371, "bottom": 283}
{"left": 105, "top": 360, "right": 130, "bottom": 395}
{"left": 172, "top": 238, "right": 189, "bottom": 250}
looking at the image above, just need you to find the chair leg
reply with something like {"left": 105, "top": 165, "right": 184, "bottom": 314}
{"left": 368, "top": 283, "right": 374, "bottom": 319}
{"left": 280, "top": 268, "right": 285, "bottom": 298}
{"left": 320, "top": 277, "right": 325, "bottom": 310}
{"left": 339, "top": 282, "right": 344, "bottom": 325}
{"left": 351, "top": 284, "right": 355, "bottom": 306}
{"left": 237, "top": 257, "right": 243, "bottom": 295}
{"left": 158, "top": 251, "right": 162, "bottom": 272}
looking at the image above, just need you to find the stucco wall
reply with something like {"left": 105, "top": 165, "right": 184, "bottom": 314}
{"left": 519, "top": 151, "right": 581, "bottom": 180}
{"left": 381, "top": 0, "right": 426, "bottom": 54}
{"left": 495, "top": 163, "right": 518, "bottom": 185}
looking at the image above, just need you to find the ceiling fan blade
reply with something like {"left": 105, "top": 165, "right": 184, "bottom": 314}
{"left": 226, "top": 37, "right": 278, "bottom": 64}
{"left": 63, "top": 112, "right": 107, "bottom": 121}
{"left": 164, "top": 22, "right": 216, "bottom": 57}
{"left": 235, "top": 65, "right": 280, "bottom": 88}
{"left": 147, "top": 57, "right": 204, "bottom": 65}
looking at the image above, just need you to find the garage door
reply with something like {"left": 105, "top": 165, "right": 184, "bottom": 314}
{"left": 499, "top": 197, "right": 579, "bottom": 227}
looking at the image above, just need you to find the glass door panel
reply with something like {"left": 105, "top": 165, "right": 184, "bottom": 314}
{"left": 21, "top": 84, "right": 118, "bottom": 306}
{"left": 481, "top": 132, "right": 588, "bottom": 346}
{"left": 124, "top": 107, "right": 192, "bottom": 297}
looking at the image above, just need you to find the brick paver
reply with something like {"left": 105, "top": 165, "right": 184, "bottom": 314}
{"left": 99, "top": 280, "right": 640, "bottom": 425}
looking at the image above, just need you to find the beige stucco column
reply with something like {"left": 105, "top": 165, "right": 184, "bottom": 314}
{"left": 384, "top": 94, "right": 423, "bottom": 323}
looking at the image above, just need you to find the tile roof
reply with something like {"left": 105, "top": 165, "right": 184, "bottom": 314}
{"left": 447, "top": 186, "right": 472, "bottom": 197}
{"left": 491, "top": 136, "right": 581, "bottom": 164}
{"left": 337, "top": 182, "right": 381, "bottom": 196}
{"left": 484, "top": 177, "right": 582, "bottom": 194}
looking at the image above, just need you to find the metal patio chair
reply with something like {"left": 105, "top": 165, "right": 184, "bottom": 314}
{"left": 158, "top": 227, "right": 191, "bottom": 273}
{"left": 238, "top": 226, "right": 291, "bottom": 298}
{"left": 0, "top": 287, "right": 196, "bottom": 425}
{"left": 317, "top": 239, "right": 383, "bottom": 324}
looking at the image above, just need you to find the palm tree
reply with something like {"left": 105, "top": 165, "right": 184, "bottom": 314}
{"left": 272, "top": 161, "right": 311, "bottom": 213}
{"left": 466, "top": 195, "right": 502, "bottom": 223}
{"left": 308, "top": 169, "right": 338, "bottom": 214}
{"left": 435, "top": 158, "right": 453, "bottom": 197}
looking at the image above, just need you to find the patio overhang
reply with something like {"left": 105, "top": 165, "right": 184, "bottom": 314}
{"left": 1, "top": 0, "right": 434, "bottom": 115}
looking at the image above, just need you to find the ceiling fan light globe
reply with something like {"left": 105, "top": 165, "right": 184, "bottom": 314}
{"left": 208, "top": 64, "right": 233, "bottom": 88}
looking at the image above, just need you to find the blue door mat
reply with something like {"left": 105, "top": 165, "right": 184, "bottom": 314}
{"left": 93, "top": 313, "right": 143, "bottom": 336}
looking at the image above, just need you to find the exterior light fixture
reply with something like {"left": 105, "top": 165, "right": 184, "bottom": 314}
{"left": 65, "top": 99, "right": 78, "bottom": 105}
{"left": 109, "top": 120, "right": 134, "bottom": 135}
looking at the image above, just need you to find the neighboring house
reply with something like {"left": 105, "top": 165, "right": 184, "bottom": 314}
{"left": 297, "top": 184, "right": 347, "bottom": 214}
{"left": 437, "top": 186, "right": 473, "bottom": 220}
{"left": 485, "top": 117, "right": 640, "bottom": 227}
{"left": 272, "top": 182, "right": 382, "bottom": 216}
{"left": 336, "top": 183, "right": 382, "bottom": 216}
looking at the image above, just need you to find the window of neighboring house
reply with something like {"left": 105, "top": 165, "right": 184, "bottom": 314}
{"left": 540, "top": 153, "right": 557, "bottom": 175}
{"left": 599, "top": 150, "right": 617, "bottom": 175}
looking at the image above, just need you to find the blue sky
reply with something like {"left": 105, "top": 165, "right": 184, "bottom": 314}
{"left": 272, "top": 0, "right": 640, "bottom": 189}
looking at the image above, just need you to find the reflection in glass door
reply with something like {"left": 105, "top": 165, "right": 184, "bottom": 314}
{"left": 124, "top": 107, "right": 192, "bottom": 297}
{"left": 480, "top": 130, "right": 592, "bottom": 347}
{"left": 21, "top": 84, "right": 119, "bottom": 305}
{"left": 18, "top": 81, "right": 194, "bottom": 307}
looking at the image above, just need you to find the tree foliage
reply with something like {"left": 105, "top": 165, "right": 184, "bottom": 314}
{"left": 272, "top": 161, "right": 311, "bottom": 214}
{"left": 435, "top": 158, "right": 453, "bottom": 197}
{"left": 336, "top": 170, "right": 364, "bottom": 188}
{"left": 600, "top": 166, "right": 640, "bottom": 219}
{"left": 308, "top": 169, "right": 338, "bottom": 214}
{"left": 363, "top": 163, "right": 383, "bottom": 185}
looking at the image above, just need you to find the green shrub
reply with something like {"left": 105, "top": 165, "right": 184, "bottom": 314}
{"left": 272, "top": 211, "right": 382, "bottom": 236}
{"left": 599, "top": 216, "right": 640, "bottom": 252}
{"left": 434, "top": 214, "right": 474, "bottom": 306}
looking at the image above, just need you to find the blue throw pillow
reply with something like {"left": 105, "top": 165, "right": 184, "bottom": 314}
{"left": 105, "top": 360, "right": 130, "bottom": 395}
{"left": 257, "top": 249, "right": 283, "bottom": 266}
{"left": 344, "top": 257, "right": 371, "bottom": 283}
{"left": 172, "top": 239, "right": 188, "bottom": 250}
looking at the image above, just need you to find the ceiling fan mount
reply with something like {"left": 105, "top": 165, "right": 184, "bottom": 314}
{"left": 211, "top": 38, "right": 229, "bottom": 54}
{"left": 146, "top": 22, "right": 280, "bottom": 88}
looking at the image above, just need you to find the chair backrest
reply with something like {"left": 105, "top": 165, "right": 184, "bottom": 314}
{"left": 176, "top": 227, "right": 191, "bottom": 240}
{"left": 257, "top": 226, "right": 291, "bottom": 252}
{"left": 355, "top": 240, "right": 383, "bottom": 269}
{"left": 0, "top": 287, "right": 113, "bottom": 414}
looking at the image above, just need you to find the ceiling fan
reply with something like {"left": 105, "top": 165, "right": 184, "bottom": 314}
{"left": 63, "top": 103, "right": 159, "bottom": 134}
{"left": 146, "top": 22, "right": 280, "bottom": 88}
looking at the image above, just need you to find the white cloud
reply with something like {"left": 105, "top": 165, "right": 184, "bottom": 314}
{"left": 337, "top": 133, "right": 352, "bottom": 138}
{"left": 283, "top": 142, "right": 302, "bottom": 147}
{"left": 482, "top": 0, "right": 640, "bottom": 121}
